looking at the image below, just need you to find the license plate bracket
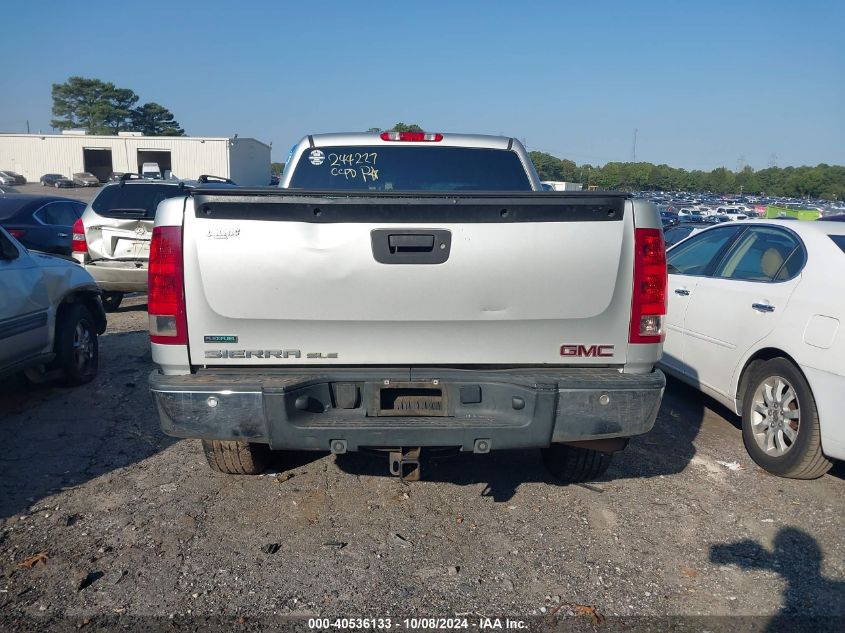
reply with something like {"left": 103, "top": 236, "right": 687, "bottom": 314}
{"left": 370, "top": 381, "right": 450, "bottom": 417}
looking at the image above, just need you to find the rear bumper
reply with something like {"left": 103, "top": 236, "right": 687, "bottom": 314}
{"left": 803, "top": 366, "right": 845, "bottom": 461}
{"left": 84, "top": 260, "right": 148, "bottom": 291}
{"left": 149, "top": 367, "right": 665, "bottom": 452}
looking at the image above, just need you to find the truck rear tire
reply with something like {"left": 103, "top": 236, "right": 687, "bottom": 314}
{"left": 541, "top": 444, "right": 612, "bottom": 483}
{"left": 202, "top": 440, "right": 270, "bottom": 475}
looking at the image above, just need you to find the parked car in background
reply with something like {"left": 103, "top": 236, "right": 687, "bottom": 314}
{"left": 73, "top": 179, "right": 205, "bottom": 311}
{"left": 662, "top": 220, "right": 845, "bottom": 479}
{"left": 0, "top": 170, "right": 27, "bottom": 185}
{"left": 660, "top": 210, "right": 679, "bottom": 227}
{"left": 73, "top": 178, "right": 185, "bottom": 311}
{"left": 678, "top": 208, "right": 710, "bottom": 222}
{"left": 269, "top": 174, "right": 280, "bottom": 186}
{"left": 716, "top": 206, "right": 749, "bottom": 221}
{"left": 663, "top": 222, "right": 706, "bottom": 247}
{"left": 73, "top": 172, "right": 100, "bottom": 187}
{"left": 141, "top": 163, "right": 162, "bottom": 180}
{"left": 0, "top": 225, "right": 105, "bottom": 385}
{"left": 0, "top": 195, "right": 86, "bottom": 257}
{"left": 40, "top": 173, "right": 76, "bottom": 188}
{"left": 0, "top": 172, "right": 20, "bottom": 186}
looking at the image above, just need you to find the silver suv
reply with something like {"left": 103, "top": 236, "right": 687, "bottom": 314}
{"left": 72, "top": 180, "right": 189, "bottom": 311}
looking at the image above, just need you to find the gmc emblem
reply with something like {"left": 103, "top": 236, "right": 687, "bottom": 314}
{"left": 560, "top": 344, "right": 615, "bottom": 357}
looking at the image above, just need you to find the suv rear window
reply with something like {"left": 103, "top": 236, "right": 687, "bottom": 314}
{"left": 91, "top": 184, "right": 185, "bottom": 219}
{"left": 289, "top": 146, "right": 532, "bottom": 191}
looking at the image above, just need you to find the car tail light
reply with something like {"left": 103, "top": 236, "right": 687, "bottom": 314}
{"left": 8, "top": 229, "right": 25, "bottom": 239}
{"left": 71, "top": 218, "right": 87, "bottom": 253}
{"left": 148, "top": 225, "right": 187, "bottom": 345}
{"left": 629, "top": 228, "right": 667, "bottom": 344}
{"left": 380, "top": 131, "right": 443, "bottom": 142}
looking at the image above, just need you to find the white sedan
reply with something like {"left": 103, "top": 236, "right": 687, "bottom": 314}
{"left": 660, "top": 220, "right": 845, "bottom": 478}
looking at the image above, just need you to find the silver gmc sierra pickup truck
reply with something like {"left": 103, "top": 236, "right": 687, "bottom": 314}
{"left": 147, "top": 132, "right": 667, "bottom": 482}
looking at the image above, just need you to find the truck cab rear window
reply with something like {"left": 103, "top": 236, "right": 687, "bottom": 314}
{"left": 289, "top": 146, "right": 532, "bottom": 191}
{"left": 92, "top": 184, "right": 185, "bottom": 219}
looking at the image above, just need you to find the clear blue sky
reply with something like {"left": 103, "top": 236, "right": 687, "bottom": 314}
{"left": 3, "top": 0, "right": 843, "bottom": 170}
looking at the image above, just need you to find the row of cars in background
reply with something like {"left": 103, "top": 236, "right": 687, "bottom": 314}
{"left": 41, "top": 172, "right": 100, "bottom": 187}
{"left": 6, "top": 169, "right": 282, "bottom": 190}
{"left": 640, "top": 190, "right": 845, "bottom": 218}
{"left": 1, "top": 170, "right": 102, "bottom": 189}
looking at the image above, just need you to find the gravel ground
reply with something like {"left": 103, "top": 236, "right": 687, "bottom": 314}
{"left": 1, "top": 295, "right": 843, "bottom": 631}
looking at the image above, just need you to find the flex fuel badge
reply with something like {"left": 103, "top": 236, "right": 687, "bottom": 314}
{"left": 204, "top": 335, "right": 238, "bottom": 344}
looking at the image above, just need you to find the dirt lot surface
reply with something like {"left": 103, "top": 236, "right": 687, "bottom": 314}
{"left": 1, "top": 296, "right": 843, "bottom": 631}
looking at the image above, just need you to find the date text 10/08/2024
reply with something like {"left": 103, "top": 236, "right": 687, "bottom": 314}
{"left": 306, "top": 617, "right": 528, "bottom": 630}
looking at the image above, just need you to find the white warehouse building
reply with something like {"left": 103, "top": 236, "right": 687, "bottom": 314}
{"left": 0, "top": 132, "right": 271, "bottom": 186}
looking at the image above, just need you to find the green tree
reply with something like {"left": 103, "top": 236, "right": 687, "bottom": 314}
{"left": 51, "top": 76, "right": 138, "bottom": 134}
{"left": 271, "top": 162, "right": 285, "bottom": 175}
{"left": 366, "top": 127, "right": 382, "bottom": 133}
{"left": 390, "top": 122, "right": 424, "bottom": 132}
{"left": 51, "top": 76, "right": 185, "bottom": 136}
{"left": 131, "top": 102, "right": 186, "bottom": 136}
{"left": 103, "top": 87, "right": 139, "bottom": 133}
{"left": 528, "top": 151, "right": 564, "bottom": 180}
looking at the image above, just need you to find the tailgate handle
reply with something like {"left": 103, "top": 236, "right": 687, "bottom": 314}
{"left": 371, "top": 229, "right": 451, "bottom": 265}
{"left": 388, "top": 234, "right": 435, "bottom": 253}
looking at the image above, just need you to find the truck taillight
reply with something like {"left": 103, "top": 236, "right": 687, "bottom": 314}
{"left": 380, "top": 131, "right": 443, "bottom": 142}
{"left": 71, "top": 218, "right": 87, "bottom": 253}
{"left": 148, "top": 225, "right": 187, "bottom": 345}
{"left": 8, "top": 229, "right": 25, "bottom": 239}
{"left": 629, "top": 228, "right": 667, "bottom": 344}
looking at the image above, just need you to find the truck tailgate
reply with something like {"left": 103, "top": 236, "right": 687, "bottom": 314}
{"left": 183, "top": 192, "right": 634, "bottom": 366}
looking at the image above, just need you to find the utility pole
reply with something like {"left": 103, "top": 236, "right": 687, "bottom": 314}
{"left": 26, "top": 120, "right": 30, "bottom": 134}
{"left": 631, "top": 128, "right": 638, "bottom": 163}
